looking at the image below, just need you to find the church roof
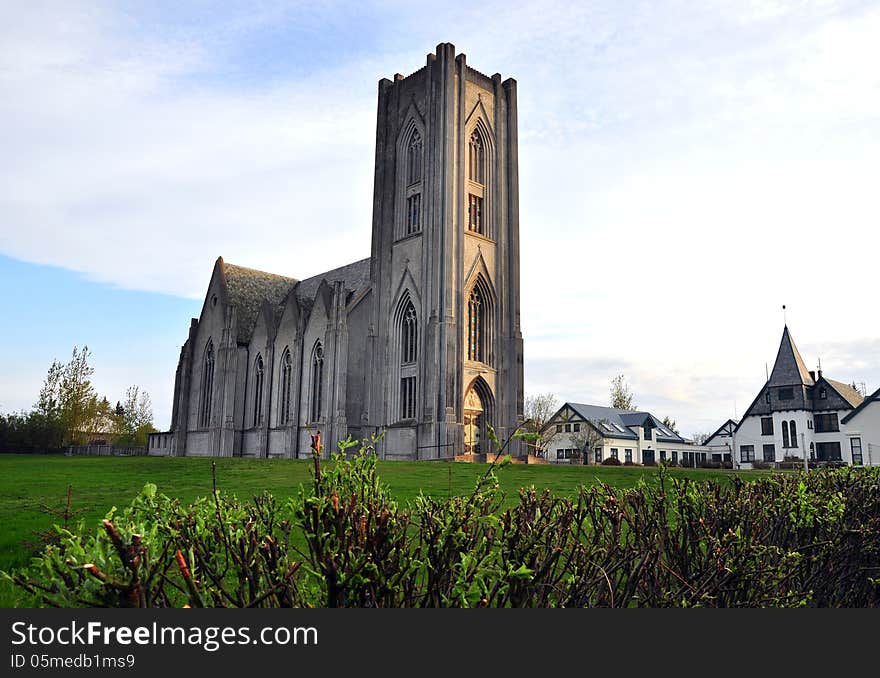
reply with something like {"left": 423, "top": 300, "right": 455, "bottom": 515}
{"left": 768, "top": 325, "right": 815, "bottom": 387}
{"left": 295, "top": 258, "right": 371, "bottom": 305}
{"left": 221, "top": 260, "right": 298, "bottom": 343}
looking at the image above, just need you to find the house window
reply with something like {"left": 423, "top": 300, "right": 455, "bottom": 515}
{"left": 765, "top": 390, "right": 771, "bottom": 404}
{"left": 659, "top": 450, "right": 667, "bottom": 461}
{"left": 815, "top": 441, "right": 842, "bottom": 461}
{"left": 778, "top": 388, "right": 793, "bottom": 401}
{"left": 782, "top": 421, "right": 790, "bottom": 449}
{"left": 808, "top": 419, "right": 813, "bottom": 430}
{"left": 624, "top": 449, "right": 632, "bottom": 463}
{"left": 279, "top": 348, "right": 292, "bottom": 424}
{"left": 310, "top": 343, "right": 324, "bottom": 423}
{"left": 851, "top": 438, "right": 863, "bottom": 465}
{"left": 644, "top": 427, "right": 652, "bottom": 441}
{"left": 406, "top": 194, "right": 421, "bottom": 235}
{"left": 819, "top": 387, "right": 827, "bottom": 399}
{"left": 594, "top": 449, "right": 602, "bottom": 463}
{"left": 740, "top": 445, "right": 756, "bottom": 462}
{"left": 564, "top": 423, "right": 571, "bottom": 433}
{"left": 611, "top": 448, "right": 618, "bottom": 460}
{"left": 789, "top": 420, "right": 798, "bottom": 447}
{"left": 762, "top": 444, "right": 776, "bottom": 462}
{"left": 252, "top": 355, "right": 264, "bottom": 428}
{"left": 642, "top": 450, "right": 655, "bottom": 464}
{"left": 556, "top": 424, "right": 562, "bottom": 433}
{"left": 573, "top": 423, "right": 580, "bottom": 432}
{"left": 672, "top": 451, "right": 678, "bottom": 464}
{"left": 468, "top": 194, "right": 483, "bottom": 234}
{"left": 761, "top": 417, "right": 774, "bottom": 436}
{"left": 199, "top": 339, "right": 215, "bottom": 429}
{"left": 814, "top": 413, "right": 839, "bottom": 433}
{"left": 400, "top": 376, "right": 416, "bottom": 420}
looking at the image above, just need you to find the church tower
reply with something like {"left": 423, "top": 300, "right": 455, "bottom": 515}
{"left": 366, "top": 43, "right": 524, "bottom": 459}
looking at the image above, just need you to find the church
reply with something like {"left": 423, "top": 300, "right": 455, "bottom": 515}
{"left": 150, "top": 43, "right": 525, "bottom": 460}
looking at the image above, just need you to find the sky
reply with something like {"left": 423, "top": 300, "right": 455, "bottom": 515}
{"left": 1, "top": 0, "right": 878, "bottom": 437}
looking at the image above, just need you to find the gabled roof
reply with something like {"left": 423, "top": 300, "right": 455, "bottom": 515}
{"left": 842, "top": 385, "right": 880, "bottom": 424}
{"left": 824, "top": 378, "right": 865, "bottom": 409}
{"left": 221, "top": 260, "right": 298, "bottom": 343}
{"left": 768, "top": 325, "right": 814, "bottom": 387}
{"left": 550, "top": 403, "right": 686, "bottom": 443}
{"left": 705, "top": 418, "right": 739, "bottom": 445}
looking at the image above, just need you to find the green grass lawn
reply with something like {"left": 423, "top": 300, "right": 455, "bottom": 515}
{"left": 0, "top": 453, "right": 769, "bottom": 606}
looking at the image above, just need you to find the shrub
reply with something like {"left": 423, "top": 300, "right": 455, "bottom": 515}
{"left": 751, "top": 460, "right": 772, "bottom": 470}
{"left": 601, "top": 457, "right": 622, "bottom": 466}
{"left": 700, "top": 461, "right": 722, "bottom": 469}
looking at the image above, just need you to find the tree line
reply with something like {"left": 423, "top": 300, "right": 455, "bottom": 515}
{"left": 0, "top": 346, "right": 156, "bottom": 452}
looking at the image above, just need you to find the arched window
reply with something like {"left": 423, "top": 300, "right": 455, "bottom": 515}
{"left": 279, "top": 348, "right": 292, "bottom": 425}
{"left": 782, "top": 420, "right": 790, "bottom": 449}
{"left": 401, "top": 127, "right": 423, "bottom": 238}
{"left": 469, "top": 130, "right": 485, "bottom": 184}
{"left": 407, "top": 130, "right": 422, "bottom": 185}
{"left": 395, "top": 296, "right": 418, "bottom": 421}
{"left": 789, "top": 420, "right": 797, "bottom": 448}
{"left": 310, "top": 342, "right": 324, "bottom": 423}
{"left": 253, "top": 354, "right": 264, "bottom": 427}
{"left": 402, "top": 303, "right": 417, "bottom": 364}
{"left": 199, "top": 340, "right": 215, "bottom": 428}
{"left": 468, "top": 287, "right": 484, "bottom": 362}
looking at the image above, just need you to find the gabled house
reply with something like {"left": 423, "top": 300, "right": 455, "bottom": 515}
{"left": 541, "top": 402, "right": 710, "bottom": 466}
{"left": 703, "top": 419, "right": 738, "bottom": 462}
{"left": 841, "top": 386, "right": 880, "bottom": 466}
{"left": 734, "top": 325, "right": 866, "bottom": 467}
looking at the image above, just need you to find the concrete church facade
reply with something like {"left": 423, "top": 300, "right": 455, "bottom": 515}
{"left": 151, "top": 44, "right": 525, "bottom": 460}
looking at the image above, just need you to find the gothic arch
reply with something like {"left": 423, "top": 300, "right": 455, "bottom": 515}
{"left": 463, "top": 375, "right": 495, "bottom": 456}
{"left": 389, "top": 289, "right": 419, "bottom": 422}
{"left": 464, "top": 271, "right": 496, "bottom": 367}
{"left": 395, "top": 110, "right": 427, "bottom": 240}
{"left": 199, "top": 338, "right": 215, "bottom": 429}
{"left": 308, "top": 340, "right": 325, "bottom": 424}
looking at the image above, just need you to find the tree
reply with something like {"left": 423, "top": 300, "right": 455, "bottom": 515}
{"left": 569, "top": 420, "right": 606, "bottom": 465}
{"left": 661, "top": 416, "right": 678, "bottom": 434}
{"left": 524, "top": 392, "right": 561, "bottom": 454}
{"left": 690, "top": 432, "right": 711, "bottom": 445}
{"left": 610, "top": 374, "right": 636, "bottom": 411}
{"left": 114, "top": 385, "right": 156, "bottom": 447}
{"left": 58, "top": 346, "right": 99, "bottom": 445}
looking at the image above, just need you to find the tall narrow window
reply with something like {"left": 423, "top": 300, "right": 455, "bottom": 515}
{"left": 402, "top": 303, "right": 417, "bottom": 364}
{"left": 789, "top": 420, "right": 797, "bottom": 448}
{"left": 851, "top": 437, "right": 863, "bottom": 465}
{"left": 200, "top": 340, "right": 215, "bottom": 428}
{"left": 782, "top": 420, "right": 790, "bottom": 448}
{"left": 468, "top": 194, "right": 483, "bottom": 234}
{"left": 395, "top": 296, "right": 418, "bottom": 421}
{"left": 310, "top": 343, "right": 324, "bottom": 423}
{"left": 279, "top": 348, "right": 292, "bottom": 425}
{"left": 407, "top": 130, "right": 422, "bottom": 185}
{"left": 253, "top": 355, "right": 264, "bottom": 428}
{"left": 406, "top": 194, "right": 421, "bottom": 235}
{"left": 469, "top": 130, "right": 484, "bottom": 184}
{"left": 400, "top": 376, "right": 416, "bottom": 420}
{"left": 468, "top": 288, "right": 483, "bottom": 362}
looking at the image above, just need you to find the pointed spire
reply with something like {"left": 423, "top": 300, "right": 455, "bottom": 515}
{"left": 767, "top": 325, "right": 815, "bottom": 387}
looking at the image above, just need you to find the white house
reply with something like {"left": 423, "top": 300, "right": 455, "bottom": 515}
{"left": 541, "top": 402, "right": 712, "bottom": 466}
{"left": 841, "top": 386, "right": 880, "bottom": 466}
{"left": 703, "top": 419, "right": 738, "bottom": 462}
{"left": 733, "top": 325, "right": 867, "bottom": 468}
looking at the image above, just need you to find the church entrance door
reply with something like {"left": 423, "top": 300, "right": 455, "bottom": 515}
{"left": 463, "top": 387, "right": 484, "bottom": 456}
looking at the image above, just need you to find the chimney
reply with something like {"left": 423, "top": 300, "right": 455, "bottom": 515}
{"left": 817, "top": 369, "right": 823, "bottom": 380}
{"left": 809, "top": 370, "right": 816, "bottom": 381}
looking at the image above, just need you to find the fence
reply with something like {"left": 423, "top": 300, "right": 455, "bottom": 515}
{"left": 67, "top": 444, "right": 147, "bottom": 457}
